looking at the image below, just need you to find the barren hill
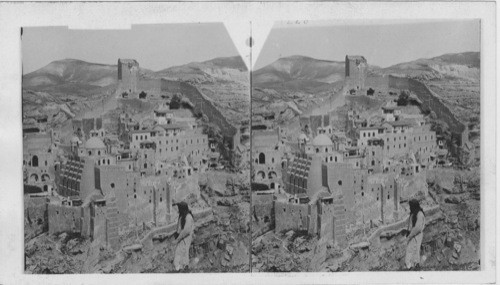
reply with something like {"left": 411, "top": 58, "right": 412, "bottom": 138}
{"left": 155, "top": 56, "right": 248, "bottom": 85}
{"left": 23, "top": 59, "right": 118, "bottom": 88}
{"left": 253, "top": 55, "right": 345, "bottom": 86}
{"left": 377, "top": 52, "right": 480, "bottom": 82}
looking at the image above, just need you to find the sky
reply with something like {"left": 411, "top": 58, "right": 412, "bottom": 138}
{"left": 22, "top": 23, "right": 240, "bottom": 74}
{"left": 254, "top": 20, "right": 480, "bottom": 70}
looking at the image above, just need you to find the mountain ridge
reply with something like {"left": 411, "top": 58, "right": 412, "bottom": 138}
{"left": 253, "top": 55, "right": 346, "bottom": 85}
{"left": 377, "top": 52, "right": 480, "bottom": 81}
{"left": 23, "top": 55, "right": 248, "bottom": 89}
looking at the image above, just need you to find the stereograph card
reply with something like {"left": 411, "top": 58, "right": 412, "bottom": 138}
{"left": 0, "top": 2, "right": 496, "bottom": 284}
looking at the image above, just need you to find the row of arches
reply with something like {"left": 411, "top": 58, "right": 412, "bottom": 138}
{"left": 255, "top": 171, "right": 277, "bottom": 180}
{"left": 28, "top": 173, "right": 51, "bottom": 183}
{"left": 96, "top": 158, "right": 111, "bottom": 166}
{"left": 324, "top": 156, "right": 339, "bottom": 163}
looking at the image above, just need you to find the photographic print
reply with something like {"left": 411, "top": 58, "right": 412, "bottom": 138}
{"left": 8, "top": 2, "right": 493, "bottom": 280}
{"left": 22, "top": 23, "right": 251, "bottom": 273}
{"left": 250, "top": 20, "right": 481, "bottom": 272}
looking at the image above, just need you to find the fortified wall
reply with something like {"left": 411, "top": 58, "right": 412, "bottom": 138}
{"left": 274, "top": 196, "right": 348, "bottom": 248}
{"left": 388, "top": 76, "right": 467, "bottom": 146}
{"left": 179, "top": 82, "right": 237, "bottom": 146}
{"left": 24, "top": 196, "right": 48, "bottom": 226}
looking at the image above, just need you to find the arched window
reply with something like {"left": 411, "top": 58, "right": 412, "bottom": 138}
{"left": 41, "top": 174, "right": 50, "bottom": 182}
{"left": 30, "top": 174, "right": 38, "bottom": 182}
{"left": 258, "top": 153, "right": 265, "bottom": 164}
{"left": 316, "top": 148, "right": 320, "bottom": 153}
{"left": 338, "top": 180, "right": 342, "bottom": 186}
{"left": 32, "top": 155, "right": 39, "bottom": 167}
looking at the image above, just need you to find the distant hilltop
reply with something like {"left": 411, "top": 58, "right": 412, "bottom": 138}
{"left": 376, "top": 52, "right": 480, "bottom": 82}
{"left": 23, "top": 59, "right": 118, "bottom": 88}
{"left": 22, "top": 55, "right": 247, "bottom": 89}
{"left": 253, "top": 55, "right": 346, "bottom": 85}
{"left": 253, "top": 52, "right": 480, "bottom": 87}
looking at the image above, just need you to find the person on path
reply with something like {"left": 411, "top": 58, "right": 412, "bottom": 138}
{"left": 405, "top": 199, "right": 426, "bottom": 269}
{"left": 173, "top": 202, "right": 194, "bottom": 271}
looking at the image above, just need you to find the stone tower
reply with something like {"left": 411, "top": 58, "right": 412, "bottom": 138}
{"left": 118, "top": 59, "right": 139, "bottom": 94}
{"left": 345, "top": 55, "right": 367, "bottom": 90}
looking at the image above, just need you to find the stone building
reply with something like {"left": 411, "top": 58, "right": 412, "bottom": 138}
{"left": 252, "top": 129, "right": 285, "bottom": 190}
{"left": 118, "top": 58, "right": 139, "bottom": 94}
{"left": 299, "top": 113, "right": 331, "bottom": 137}
{"left": 72, "top": 116, "right": 106, "bottom": 142}
{"left": 23, "top": 132, "right": 59, "bottom": 192}
{"left": 46, "top": 193, "right": 120, "bottom": 250}
{"left": 345, "top": 55, "right": 367, "bottom": 90}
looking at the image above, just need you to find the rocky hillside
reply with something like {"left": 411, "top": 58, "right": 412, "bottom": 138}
{"left": 377, "top": 52, "right": 480, "bottom": 82}
{"left": 251, "top": 56, "right": 347, "bottom": 126}
{"left": 156, "top": 56, "right": 248, "bottom": 85}
{"left": 155, "top": 56, "right": 250, "bottom": 126}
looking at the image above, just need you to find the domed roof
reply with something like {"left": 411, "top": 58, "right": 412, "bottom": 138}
{"left": 311, "top": 134, "right": 333, "bottom": 146}
{"left": 85, "top": 137, "right": 106, "bottom": 149}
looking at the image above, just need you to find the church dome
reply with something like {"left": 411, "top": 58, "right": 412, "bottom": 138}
{"left": 311, "top": 134, "right": 333, "bottom": 146}
{"left": 85, "top": 137, "right": 106, "bottom": 149}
